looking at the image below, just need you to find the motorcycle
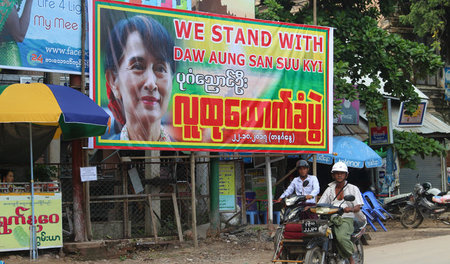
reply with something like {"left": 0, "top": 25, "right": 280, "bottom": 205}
{"left": 273, "top": 180, "right": 314, "bottom": 262}
{"left": 273, "top": 194, "right": 366, "bottom": 264}
{"left": 400, "top": 182, "right": 450, "bottom": 228}
{"left": 303, "top": 195, "right": 366, "bottom": 264}
{"left": 382, "top": 192, "right": 412, "bottom": 218}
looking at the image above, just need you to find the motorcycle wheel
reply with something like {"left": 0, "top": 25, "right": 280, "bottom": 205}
{"left": 274, "top": 227, "right": 283, "bottom": 250}
{"left": 353, "top": 240, "right": 364, "bottom": 264}
{"left": 400, "top": 206, "right": 424, "bottom": 228}
{"left": 304, "top": 246, "right": 323, "bottom": 264}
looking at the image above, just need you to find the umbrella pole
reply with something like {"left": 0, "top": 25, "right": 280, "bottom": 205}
{"left": 29, "top": 123, "right": 38, "bottom": 260}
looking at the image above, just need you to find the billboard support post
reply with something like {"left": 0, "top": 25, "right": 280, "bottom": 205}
{"left": 265, "top": 155, "right": 273, "bottom": 225}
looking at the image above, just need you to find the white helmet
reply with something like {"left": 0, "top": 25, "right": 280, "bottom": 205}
{"left": 331, "top": 161, "right": 348, "bottom": 174}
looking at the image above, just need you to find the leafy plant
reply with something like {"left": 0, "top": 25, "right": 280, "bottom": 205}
{"left": 393, "top": 130, "right": 446, "bottom": 169}
{"left": 399, "top": 0, "right": 450, "bottom": 51}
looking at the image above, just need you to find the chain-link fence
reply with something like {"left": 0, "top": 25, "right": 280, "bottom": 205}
{"left": 42, "top": 157, "right": 210, "bottom": 242}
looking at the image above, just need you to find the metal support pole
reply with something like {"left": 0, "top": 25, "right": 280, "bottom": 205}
{"left": 265, "top": 155, "right": 273, "bottom": 225}
{"left": 29, "top": 124, "right": 37, "bottom": 260}
{"left": 190, "top": 153, "right": 198, "bottom": 248}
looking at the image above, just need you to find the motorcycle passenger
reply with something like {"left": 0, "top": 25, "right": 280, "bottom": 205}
{"left": 318, "top": 162, "right": 364, "bottom": 264}
{"left": 276, "top": 160, "right": 320, "bottom": 218}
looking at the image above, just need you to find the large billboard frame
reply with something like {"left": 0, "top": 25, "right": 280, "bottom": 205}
{"left": 89, "top": 0, "right": 333, "bottom": 153}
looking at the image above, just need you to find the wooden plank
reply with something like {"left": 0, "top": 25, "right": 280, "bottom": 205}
{"left": 147, "top": 195, "right": 159, "bottom": 242}
{"left": 171, "top": 193, "right": 184, "bottom": 242}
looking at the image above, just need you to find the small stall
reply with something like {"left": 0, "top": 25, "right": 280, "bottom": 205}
{"left": 0, "top": 182, "right": 62, "bottom": 252}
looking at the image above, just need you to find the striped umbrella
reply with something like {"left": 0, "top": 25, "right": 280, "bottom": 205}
{"left": 0, "top": 83, "right": 110, "bottom": 163}
{"left": 0, "top": 83, "right": 110, "bottom": 258}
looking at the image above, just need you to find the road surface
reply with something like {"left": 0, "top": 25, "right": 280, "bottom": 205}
{"left": 365, "top": 234, "right": 450, "bottom": 264}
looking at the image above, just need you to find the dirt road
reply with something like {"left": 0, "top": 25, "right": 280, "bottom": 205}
{"left": 1, "top": 220, "right": 449, "bottom": 263}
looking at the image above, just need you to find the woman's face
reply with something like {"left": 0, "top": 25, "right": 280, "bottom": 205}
{"left": 5, "top": 171, "right": 14, "bottom": 182}
{"left": 110, "top": 31, "right": 173, "bottom": 126}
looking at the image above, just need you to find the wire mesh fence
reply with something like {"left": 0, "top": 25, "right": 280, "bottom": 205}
{"left": 39, "top": 156, "right": 210, "bottom": 242}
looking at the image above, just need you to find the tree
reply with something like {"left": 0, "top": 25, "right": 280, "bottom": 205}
{"left": 257, "top": 0, "right": 443, "bottom": 124}
{"left": 398, "top": 0, "right": 450, "bottom": 53}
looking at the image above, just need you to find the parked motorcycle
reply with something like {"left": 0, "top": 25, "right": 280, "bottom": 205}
{"left": 400, "top": 182, "right": 450, "bottom": 228}
{"left": 273, "top": 194, "right": 366, "bottom": 264}
{"left": 382, "top": 192, "right": 412, "bottom": 218}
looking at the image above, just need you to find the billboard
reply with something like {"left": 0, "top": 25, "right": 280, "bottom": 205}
{"left": 333, "top": 99, "right": 359, "bottom": 125}
{"left": 369, "top": 99, "right": 393, "bottom": 146}
{"left": 398, "top": 101, "right": 427, "bottom": 126}
{"left": 0, "top": 193, "right": 62, "bottom": 252}
{"left": 0, "top": 0, "right": 191, "bottom": 73}
{"left": 90, "top": 0, "right": 333, "bottom": 153}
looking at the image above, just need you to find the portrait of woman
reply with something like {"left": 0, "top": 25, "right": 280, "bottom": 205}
{"left": 104, "top": 15, "right": 175, "bottom": 142}
{"left": 0, "top": 0, "right": 33, "bottom": 66}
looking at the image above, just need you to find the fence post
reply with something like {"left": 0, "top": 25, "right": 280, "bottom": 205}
{"left": 172, "top": 193, "right": 184, "bottom": 242}
{"left": 122, "top": 164, "right": 129, "bottom": 238}
{"left": 190, "top": 153, "right": 198, "bottom": 248}
{"left": 147, "top": 195, "right": 158, "bottom": 242}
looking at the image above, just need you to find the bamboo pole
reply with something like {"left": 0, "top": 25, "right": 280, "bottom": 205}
{"left": 171, "top": 193, "right": 184, "bottom": 242}
{"left": 147, "top": 195, "right": 159, "bottom": 242}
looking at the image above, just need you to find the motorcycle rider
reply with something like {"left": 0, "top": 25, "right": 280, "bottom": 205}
{"left": 276, "top": 160, "right": 320, "bottom": 215}
{"left": 318, "top": 161, "right": 364, "bottom": 264}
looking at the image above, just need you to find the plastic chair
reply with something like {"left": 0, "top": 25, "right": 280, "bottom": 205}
{"left": 362, "top": 192, "right": 391, "bottom": 232}
{"left": 273, "top": 211, "right": 281, "bottom": 225}
{"left": 257, "top": 210, "right": 281, "bottom": 225}
{"left": 363, "top": 191, "right": 393, "bottom": 219}
{"left": 361, "top": 203, "right": 377, "bottom": 231}
{"left": 246, "top": 211, "right": 260, "bottom": 224}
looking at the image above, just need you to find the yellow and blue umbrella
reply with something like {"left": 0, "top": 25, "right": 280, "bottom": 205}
{"left": 0, "top": 83, "right": 110, "bottom": 163}
{"left": 0, "top": 83, "right": 110, "bottom": 258}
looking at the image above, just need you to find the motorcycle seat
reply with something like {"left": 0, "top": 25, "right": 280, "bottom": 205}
{"left": 432, "top": 195, "right": 450, "bottom": 204}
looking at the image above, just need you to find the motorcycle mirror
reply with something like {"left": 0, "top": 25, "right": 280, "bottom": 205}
{"left": 303, "top": 180, "right": 309, "bottom": 187}
{"left": 344, "top": 195, "right": 355, "bottom": 202}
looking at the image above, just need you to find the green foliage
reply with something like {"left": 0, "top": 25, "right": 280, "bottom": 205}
{"left": 393, "top": 130, "right": 446, "bottom": 169}
{"left": 399, "top": 0, "right": 450, "bottom": 51}
{"left": 256, "top": 0, "right": 443, "bottom": 124}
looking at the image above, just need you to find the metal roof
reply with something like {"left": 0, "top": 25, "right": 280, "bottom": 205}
{"left": 359, "top": 103, "right": 450, "bottom": 137}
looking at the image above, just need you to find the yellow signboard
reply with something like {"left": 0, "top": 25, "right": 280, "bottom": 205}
{"left": 0, "top": 193, "right": 63, "bottom": 252}
{"left": 219, "top": 162, "right": 236, "bottom": 211}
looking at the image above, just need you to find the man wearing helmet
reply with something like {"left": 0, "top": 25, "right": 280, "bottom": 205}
{"left": 318, "top": 161, "right": 364, "bottom": 264}
{"left": 276, "top": 159, "right": 320, "bottom": 205}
